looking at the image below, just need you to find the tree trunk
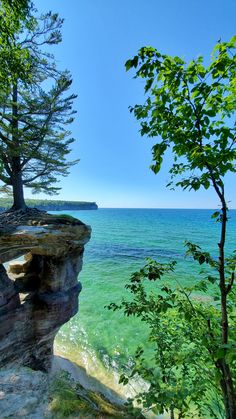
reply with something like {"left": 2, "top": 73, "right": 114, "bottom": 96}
{"left": 10, "top": 82, "right": 27, "bottom": 211}
{"left": 206, "top": 174, "right": 236, "bottom": 418}
{"left": 170, "top": 407, "right": 175, "bottom": 419}
{"left": 11, "top": 159, "right": 26, "bottom": 210}
{"left": 218, "top": 360, "right": 236, "bottom": 419}
{"left": 216, "top": 198, "right": 236, "bottom": 418}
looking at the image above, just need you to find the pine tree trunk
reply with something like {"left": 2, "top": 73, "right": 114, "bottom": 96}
{"left": 11, "top": 159, "right": 26, "bottom": 210}
{"left": 10, "top": 82, "right": 27, "bottom": 211}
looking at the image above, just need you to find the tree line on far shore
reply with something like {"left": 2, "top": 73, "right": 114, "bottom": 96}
{"left": 0, "top": 198, "right": 98, "bottom": 211}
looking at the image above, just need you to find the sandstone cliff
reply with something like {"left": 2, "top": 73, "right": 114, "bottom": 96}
{"left": 0, "top": 210, "right": 91, "bottom": 372}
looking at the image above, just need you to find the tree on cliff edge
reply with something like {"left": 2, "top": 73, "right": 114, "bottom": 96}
{"left": 0, "top": 6, "right": 78, "bottom": 210}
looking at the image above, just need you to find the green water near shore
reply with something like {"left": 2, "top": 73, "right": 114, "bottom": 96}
{"left": 54, "top": 208, "right": 236, "bottom": 400}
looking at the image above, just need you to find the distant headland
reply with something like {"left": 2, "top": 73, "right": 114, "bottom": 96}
{"left": 0, "top": 198, "right": 98, "bottom": 211}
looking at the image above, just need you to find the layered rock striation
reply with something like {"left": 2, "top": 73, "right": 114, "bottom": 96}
{"left": 0, "top": 210, "right": 91, "bottom": 372}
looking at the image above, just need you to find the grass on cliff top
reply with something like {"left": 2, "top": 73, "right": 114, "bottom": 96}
{"left": 48, "top": 371, "right": 144, "bottom": 418}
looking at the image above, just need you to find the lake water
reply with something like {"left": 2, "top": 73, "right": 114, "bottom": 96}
{"left": 54, "top": 208, "right": 236, "bottom": 399}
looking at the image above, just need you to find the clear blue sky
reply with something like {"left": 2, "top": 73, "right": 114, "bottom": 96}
{"left": 31, "top": 0, "right": 235, "bottom": 208}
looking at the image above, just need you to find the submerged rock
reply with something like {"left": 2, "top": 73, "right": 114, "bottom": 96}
{"left": 0, "top": 211, "right": 91, "bottom": 372}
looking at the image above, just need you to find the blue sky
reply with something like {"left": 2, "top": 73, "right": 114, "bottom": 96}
{"left": 31, "top": 0, "right": 236, "bottom": 208}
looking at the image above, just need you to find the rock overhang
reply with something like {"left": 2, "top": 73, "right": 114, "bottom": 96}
{"left": 0, "top": 210, "right": 91, "bottom": 372}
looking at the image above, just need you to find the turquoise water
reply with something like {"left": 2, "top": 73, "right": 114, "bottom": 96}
{"left": 55, "top": 208, "right": 236, "bottom": 391}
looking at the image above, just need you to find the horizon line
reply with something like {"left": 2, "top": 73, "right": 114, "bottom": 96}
{"left": 98, "top": 207, "right": 236, "bottom": 210}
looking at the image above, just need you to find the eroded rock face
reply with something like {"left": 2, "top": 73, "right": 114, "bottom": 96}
{"left": 0, "top": 212, "right": 91, "bottom": 372}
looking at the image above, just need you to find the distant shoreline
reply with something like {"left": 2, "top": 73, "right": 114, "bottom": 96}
{"left": 0, "top": 198, "right": 98, "bottom": 211}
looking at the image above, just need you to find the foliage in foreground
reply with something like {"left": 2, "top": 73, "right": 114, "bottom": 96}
{"left": 109, "top": 37, "right": 236, "bottom": 418}
{"left": 48, "top": 371, "right": 144, "bottom": 418}
{"left": 109, "top": 256, "right": 236, "bottom": 418}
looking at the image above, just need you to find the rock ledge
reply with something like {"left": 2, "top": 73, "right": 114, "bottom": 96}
{"left": 0, "top": 211, "right": 91, "bottom": 372}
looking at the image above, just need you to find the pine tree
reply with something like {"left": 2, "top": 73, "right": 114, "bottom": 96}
{"left": 0, "top": 8, "right": 78, "bottom": 210}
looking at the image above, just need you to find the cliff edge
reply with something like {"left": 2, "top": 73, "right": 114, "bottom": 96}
{"left": 0, "top": 209, "right": 91, "bottom": 372}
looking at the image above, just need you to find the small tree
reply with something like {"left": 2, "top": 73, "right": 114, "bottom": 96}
{"left": 109, "top": 38, "right": 236, "bottom": 418}
{"left": 0, "top": 7, "right": 78, "bottom": 210}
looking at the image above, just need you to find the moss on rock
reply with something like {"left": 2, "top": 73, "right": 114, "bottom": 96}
{"left": 48, "top": 371, "right": 144, "bottom": 418}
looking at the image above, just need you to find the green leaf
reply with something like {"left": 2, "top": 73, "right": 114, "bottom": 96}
{"left": 125, "top": 59, "right": 133, "bottom": 71}
{"left": 211, "top": 211, "right": 220, "bottom": 219}
{"left": 199, "top": 255, "right": 205, "bottom": 264}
